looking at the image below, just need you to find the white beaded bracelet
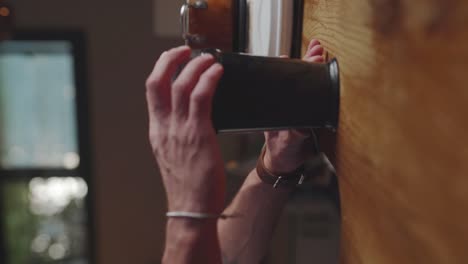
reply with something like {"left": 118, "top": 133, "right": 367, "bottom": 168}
{"left": 166, "top": 211, "right": 231, "bottom": 219}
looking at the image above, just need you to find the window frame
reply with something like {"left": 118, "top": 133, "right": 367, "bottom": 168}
{"left": 0, "top": 30, "right": 95, "bottom": 264}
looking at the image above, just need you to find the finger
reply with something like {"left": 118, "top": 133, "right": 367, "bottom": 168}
{"left": 289, "top": 129, "right": 312, "bottom": 139}
{"left": 304, "top": 45, "right": 324, "bottom": 59}
{"left": 307, "top": 39, "right": 320, "bottom": 50}
{"left": 189, "top": 63, "right": 224, "bottom": 120}
{"left": 265, "top": 131, "right": 280, "bottom": 137}
{"left": 146, "top": 46, "right": 191, "bottom": 120}
{"left": 279, "top": 55, "right": 289, "bottom": 58}
{"left": 172, "top": 54, "right": 216, "bottom": 119}
{"left": 304, "top": 55, "right": 324, "bottom": 63}
{"left": 264, "top": 131, "right": 279, "bottom": 141}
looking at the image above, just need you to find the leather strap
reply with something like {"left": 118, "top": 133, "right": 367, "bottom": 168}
{"left": 256, "top": 145, "right": 306, "bottom": 189}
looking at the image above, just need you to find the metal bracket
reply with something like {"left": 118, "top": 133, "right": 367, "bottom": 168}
{"left": 180, "top": 1, "right": 208, "bottom": 45}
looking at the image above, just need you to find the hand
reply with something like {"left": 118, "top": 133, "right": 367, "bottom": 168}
{"left": 263, "top": 39, "right": 324, "bottom": 174}
{"left": 146, "top": 46, "right": 226, "bottom": 214}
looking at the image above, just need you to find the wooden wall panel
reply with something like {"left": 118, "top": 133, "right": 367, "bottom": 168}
{"left": 302, "top": 0, "right": 468, "bottom": 263}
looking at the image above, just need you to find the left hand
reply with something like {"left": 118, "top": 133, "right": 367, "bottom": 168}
{"left": 146, "top": 46, "right": 226, "bottom": 214}
{"left": 263, "top": 39, "right": 324, "bottom": 174}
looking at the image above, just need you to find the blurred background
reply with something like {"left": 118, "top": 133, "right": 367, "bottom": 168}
{"left": 0, "top": 0, "right": 339, "bottom": 263}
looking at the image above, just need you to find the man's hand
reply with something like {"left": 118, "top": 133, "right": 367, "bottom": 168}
{"left": 263, "top": 39, "right": 325, "bottom": 174}
{"left": 146, "top": 45, "right": 226, "bottom": 215}
{"left": 218, "top": 39, "right": 327, "bottom": 264}
{"left": 146, "top": 46, "right": 226, "bottom": 263}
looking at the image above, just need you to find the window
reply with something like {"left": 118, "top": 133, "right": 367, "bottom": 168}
{"left": 0, "top": 32, "right": 93, "bottom": 264}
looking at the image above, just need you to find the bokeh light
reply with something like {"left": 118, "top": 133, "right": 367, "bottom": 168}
{"left": 0, "top": 7, "right": 10, "bottom": 17}
{"left": 29, "top": 177, "right": 88, "bottom": 216}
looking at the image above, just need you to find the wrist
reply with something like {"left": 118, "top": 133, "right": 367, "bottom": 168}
{"left": 263, "top": 148, "right": 304, "bottom": 175}
{"left": 165, "top": 217, "right": 216, "bottom": 241}
{"left": 256, "top": 146, "right": 304, "bottom": 190}
{"left": 168, "top": 194, "right": 225, "bottom": 215}
{"left": 163, "top": 218, "right": 218, "bottom": 263}
{"left": 165, "top": 166, "right": 226, "bottom": 214}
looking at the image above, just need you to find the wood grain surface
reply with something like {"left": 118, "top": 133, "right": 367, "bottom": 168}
{"left": 302, "top": 0, "right": 468, "bottom": 263}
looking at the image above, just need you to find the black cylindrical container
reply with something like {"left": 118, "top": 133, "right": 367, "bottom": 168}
{"left": 206, "top": 50, "right": 340, "bottom": 133}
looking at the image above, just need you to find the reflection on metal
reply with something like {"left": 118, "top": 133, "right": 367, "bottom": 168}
{"left": 188, "top": 0, "right": 208, "bottom": 9}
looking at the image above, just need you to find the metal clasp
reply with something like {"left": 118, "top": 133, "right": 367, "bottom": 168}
{"left": 273, "top": 174, "right": 306, "bottom": 189}
{"left": 297, "top": 174, "right": 306, "bottom": 185}
{"left": 273, "top": 176, "right": 284, "bottom": 189}
{"left": 180, "top": 0, "right": 208, "bottom": 45}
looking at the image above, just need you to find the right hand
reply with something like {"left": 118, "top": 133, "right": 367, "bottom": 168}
{"left": 145, "top": 46, "right": 226, "bottom": 214}
{"left": 263, "top": 39, "right": 325, "bottom": 174}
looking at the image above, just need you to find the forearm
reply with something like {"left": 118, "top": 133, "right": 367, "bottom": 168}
{"left": 164, "top": 218, "right": 222, "bottom": 264}
{"left": 218, "top": 169, "right": 291, "bottom": 264}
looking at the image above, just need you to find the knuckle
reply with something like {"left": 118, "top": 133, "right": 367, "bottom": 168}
{"left": 190, "top": 90, "right": 208, "bottom": 104}
{"left": 145, "top": 77, "right": 152, "bottom": 88}
{"left": 168, "top": 129, "right": 182, "bottom": 145}
{"left": 145, "top": 76, "right": 161, "bottom": 89}
{"left": 185, "top": 121, "right": 205, "bottom": 141}
{"left": 172, "top": 81, "right": 189, "bottom": 95}
{"left": 149, "top": 130, "right": 166, "bottom": 149}
{"left": 187, "top": 119, "right": 205, "bottom": 132}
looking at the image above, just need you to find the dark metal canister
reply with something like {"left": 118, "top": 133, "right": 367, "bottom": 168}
{"left": 205, "top": 50, "right": 340, "bottom": 133}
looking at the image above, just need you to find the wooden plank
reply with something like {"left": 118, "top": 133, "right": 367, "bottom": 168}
{"left": 302, "top": 0, "right": 468, "bottom": 263}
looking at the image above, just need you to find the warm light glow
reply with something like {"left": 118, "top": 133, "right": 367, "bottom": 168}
{"left": 0, "top": 7, "right": 10, "bottom": 17}
{"left": 225, "top": 160, "right": 239, "bottom": 170}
